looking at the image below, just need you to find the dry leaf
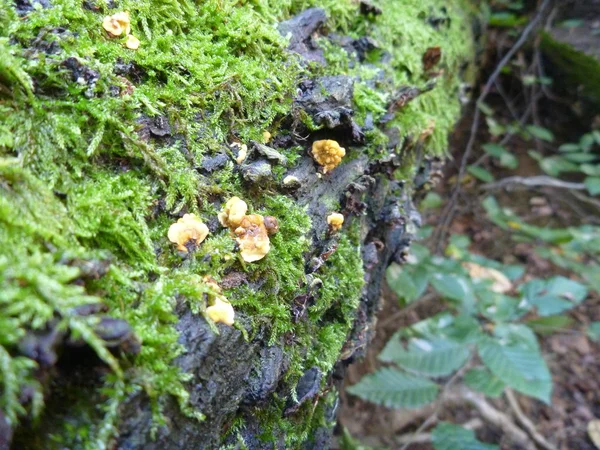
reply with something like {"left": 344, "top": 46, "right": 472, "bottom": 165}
{"left": 588, "top": 419, "right": 600, "bottom": 449}
{"left": 423, "top": 46, "right": 442, "bottom": 70}
{"left": 463, "top": 262, "right": 513, "bottom": 294}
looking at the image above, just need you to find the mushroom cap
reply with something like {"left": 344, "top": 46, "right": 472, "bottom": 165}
{"left": 218, "top": 196, "right": 248, "bottom": 229}
{"left": 311, "top": 140, "right": 346, "bottom": 173}
{"left": 206, "top": 297, "right": 235, "bottom": 325}
{"left": 168, "top": 213, "right": 209, "bottom": 252}
{"left": 125, "top": 35, "right": 140, "bottom": 50}
{"left": 235, "top": 214, "right": 270, "bottom": 262}
{"left": 102, "top": 11, "right": 131, "bottom": 37}
{"left": 327, "top": 212, "right": 344, "bottom": 231}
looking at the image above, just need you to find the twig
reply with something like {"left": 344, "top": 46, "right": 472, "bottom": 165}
{"left": 446, "top": 386, "right": 537, "bottom": 450}
{"left": 433, "top": 0, "right": 553, "bottom": 252}
{"left": 378, "top": 293, "right": 437, "bottom": 328}
{"left": 483, "top": 175, "right": 586, "bottom": 191}
{"left": 506, "top": 389, "right": 559, "bottom": 450}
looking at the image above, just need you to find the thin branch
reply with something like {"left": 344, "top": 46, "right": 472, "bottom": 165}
{"left": 445, "top": 386, "right": 537, "bottom": 450}
{"left": 434, "top": 0, "right": 553, "bottom": 252}
{"left": 483, "top": 175, "right": 586, "bottom": 191}
{"left": 506, "top": 389, "right": 559, "bottom": 450}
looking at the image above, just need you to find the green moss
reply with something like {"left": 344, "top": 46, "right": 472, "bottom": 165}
{"left": 540, "top": 31, "right": 600, "bottom": 101}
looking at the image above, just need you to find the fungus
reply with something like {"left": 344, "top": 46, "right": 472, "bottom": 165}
{"left": 167, "top": 214, "right": 209, "bottom": 253}
{"left": 218, "top": 196, "right": 248, "bottom": 230}
{"left": 125, "top": 35, "right": 140, "bottom": 50}
{"left": 231, "top": 142, "right": 248, "bottom": 164}
{"left": 206, "top": 297, "right": 235, "bottom": 326}
{"left": 311, "top": 139, "right": 346, "bottom": 173}
{"left": 263, "top": 131, "right": 272, "bottom": 143}
{"left": 234, "top": 214, "right": 271, "bottom": 262}
{"left": 283, "top": 175, "right": 300, "bottom": 186}
{"left": 263, "top": 216, "right": 279, "bottom": 236}
{"left": 102, "top": 11, "right": 131, "bottom": 37}
{"left": 327, "top": 212, "right": 344, "bottom": 232}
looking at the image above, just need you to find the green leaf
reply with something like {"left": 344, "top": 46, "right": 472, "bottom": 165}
{"left": 564, "top": 152, "right": 596, "bottom": 163}
{"left": 421, "top": 192, "right": 443, "bottom": 209}
{"left": 430, "top": 273, "right": 476, "bottom": 311}
{"left": 585, "top": 177, "right": 600, "bottom": 196}
{"left": 482, "top": 143, "right": 518, "bottom": 169}
{"left": 526, "top": 125, "right": 554, "bottom": 142}
{"left": 588, "top": 322, "right": 600, "bottom": 342}
{"left": 521, "top": 276, "right": 587, "bottom": 316}
{"left": 464, "top": 367, "right": 505, "bottom": 398}
{"left": 467, "top": 166, "right": 495, "bottom": 183}
{"left": 346, "top": 367, "right": 439, "bottom": 409}
{"left": 527, "top": 315, "right": 574, "bottom": 335}
{"left": 558, "top": 143, "right": 581, "bottom": 153}
{"left": 539, "top": 156, "right": 578, "bottom": 176}
{"left": 379, "top": 337, "right": 470, "bottom": 377}
{"left": 432, "top": 422, "right": 499, "bottom": 450}
{"left": 478, "top": 338, "right": 552, "bottom": 403}
{"left": 386, "top": 264, "right": 428, "bottom": 303}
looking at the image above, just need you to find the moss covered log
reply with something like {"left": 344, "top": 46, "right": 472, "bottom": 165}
{"left": 0, "top": 0, "right": 477, "bottom": 448}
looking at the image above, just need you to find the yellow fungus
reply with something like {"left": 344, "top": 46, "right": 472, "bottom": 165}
{"left": 125, "top": 35, "right": 140, "bottom": 50}
{"left": 327, "top": 212, "right": 344, "bottom": 232}
{"left": 218, "top": 197, "right": 248, "bottom": 230}
{"left": 102, "top": 11, "right": 131, "bottom": 37}
{"left": 206, "top": 297, "right": 235, "bottom": 326}
{"left": 234, "top": 214, "right": 270, "bottom": 262}
{"left": 311, "top": 139, "right": 345, "bottom": 173}
{"left": 167, "top": 214, "right": 209, "bottom": 253}
{"left": 263, "top": 131, "right": 272, "bottom": 143}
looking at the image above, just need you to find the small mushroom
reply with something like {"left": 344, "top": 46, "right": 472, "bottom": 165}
{"left": 125, "top": 35, "right": 140, "bottom": 50}
{"left": 102, "top": 11, "right": 131, "bottom": 37}
{"left": 264, "top": 216, "right": 279, "bottom": 236}
{"left": 283, "top": 175, "right": 300, "bottom": 187}
{"left": 327, "top": 212, "right": 344, "bottom": 232}
{"left": 311, "top": 139, "right": 346, "bottom": 173}
{"left": 263, "top": 131, "right": 272, "bottom": 143}
{"left": 206, "top": 296, "right": 235, "bottom": 326}
{"left": 218, "top": 197, "right": 248, "bottom": 230}
{"left": 231, "top": 143, "right": 248, "bottom": 165}
{"left": 168, "top": 214, "right": 209, "bottom": 253}
{"left": 234, "top": 214, "right": 271, "bottom": 262}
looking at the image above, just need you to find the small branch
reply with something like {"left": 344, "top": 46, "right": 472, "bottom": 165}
{"left": 446, "top": 386, "right": 537, "bottom": 450}
{"left": 483, "top": 175, "right": 586, "bottom": 191}
{"left": 434, "top": 0, "right": 552, "bottom": 252}
{"left": 506, "top": 389, "right": 559, "bottom": 450}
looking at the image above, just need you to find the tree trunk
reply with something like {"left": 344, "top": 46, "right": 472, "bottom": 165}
{"left": 0, "top": 1, "right": 478, "bottom": 449}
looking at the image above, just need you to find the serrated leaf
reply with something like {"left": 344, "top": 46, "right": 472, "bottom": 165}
{"left": 346, "top": 367, "right": 439, "bottom": 409}
{"left": 585, "top": 177, "right": 600, "bottom": 196}
{"left": 421, "top": 192, "right": 443, "bottom": 209}
{"left": 521, "top": 277, "right": 587, "bottom": 316}
{"left": 478, "top": 338, "right": 552, "bottom": 403}
{"left": 432, "top": 422, "right": 499, "bottom": 450}
{"left": 467, "top": 165, "right": 495, "bottom": 183}
{"left": 379, "top": 337, "right": 470, "bottom": 377}
{"left": 588, "top": 322, "right": 600, "bottom": 342}
{"left": 386, "top": 264, "right": 428, "bottom": 303}
{"left": 430, "top": 273, "right": 476, "bottom": 311}
{"left": 526, "top": 125, "right": 554, "bottom": 142}
{"left": 464, "top": 367, "right": 505, "bottom": 398}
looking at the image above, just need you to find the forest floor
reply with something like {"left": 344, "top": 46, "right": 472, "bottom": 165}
{"left": 334, "top": 17, "right": 600, "bottom": 448}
